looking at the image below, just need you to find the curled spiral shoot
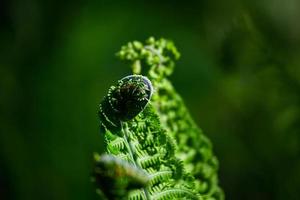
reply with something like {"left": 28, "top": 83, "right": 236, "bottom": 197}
{"left": 98, "top": 75, "right": 153, "bottom": 134}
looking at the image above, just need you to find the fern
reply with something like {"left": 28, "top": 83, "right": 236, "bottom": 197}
{"left": 94, "top": 75, "right": 199, "bottom": 199}
{"left": 93, "top": 38, "right": 224, "bottom": 200}
{"left": 117, "top": 37, "right": 224, "bottom": 200}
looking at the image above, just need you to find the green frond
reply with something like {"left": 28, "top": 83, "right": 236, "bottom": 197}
{"left": 117, "top": 37, "right": 224, "bottom": 199}
{"left": 149, "top": 170, "right": 173, "bottom": 185}
{"left": 152, "top": 188, "right": 201, "bottom": 200}
{"left": 133, "top": 145, "right": 149, "bottom": 158}
{"left": 93, "top": 38, "right": 223, "bottom": 200}
{"left": 141, "top": 134, "right": 155, "bottom": 147}
{"left": 117, "top": 37, "right": 180, "bottom": 78}
{"left": 158, "top": 130, "right": 177, "bottom": 157}
{"left": 149, "top": 183, "right": 168, "bottom": 194}
{"left": 128, "top": 190, "right": 145, "bottom": 200}
{"left": 110, "top": 137, "right": 126, "bottom": 151}
{"left": 165, "top": 158, "right": 184, "bottom": 180}
{"left": 138, "top": 154, "right": 161, "bottom": 169}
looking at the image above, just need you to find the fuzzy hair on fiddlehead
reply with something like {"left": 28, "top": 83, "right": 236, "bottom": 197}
{"left": 98, "top": 75, "right": 153, "bottom": 135}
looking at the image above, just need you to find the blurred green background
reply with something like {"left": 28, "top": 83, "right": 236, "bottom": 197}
{"left": 1, "top": 0, "right": 300, "bottom": 199}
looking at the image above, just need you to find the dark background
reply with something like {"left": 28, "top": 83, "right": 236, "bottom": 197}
{"left": 1, "top": 0, "right": 300, "bottom": 199}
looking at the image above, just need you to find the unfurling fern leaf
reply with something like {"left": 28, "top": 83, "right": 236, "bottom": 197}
{"left": 117, "top": 37, "right": 224, "bottom": 199}
{"left": 98, "top": 75, "right": 153, "bottom": 135}
{"left": 94, "top": 75, "right": 200, "bottom": 200}
{"left": 93, "top": 38, "right": 224, "bottom": 200}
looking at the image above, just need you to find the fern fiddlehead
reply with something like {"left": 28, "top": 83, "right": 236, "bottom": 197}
{"left": 98, "top": 75, "right": 152, "bottom": 134}
{"left": 95, "top": 75, "right": 200, "bottom": 200}
{"left": 117, "top": 37, "right": 224, "bottom": 200}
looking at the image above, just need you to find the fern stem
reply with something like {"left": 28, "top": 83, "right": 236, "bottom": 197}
{"left": 122, "top": 122, "right": 151, "bottom": 200}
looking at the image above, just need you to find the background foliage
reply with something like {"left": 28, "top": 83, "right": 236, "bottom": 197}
{"left": 1, "top": 0, "right": 300, "bottom": 200}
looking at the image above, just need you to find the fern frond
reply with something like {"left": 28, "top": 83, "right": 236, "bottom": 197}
{"left": 117, "top": 37, "right": 224, "bottom": 199}
{"left": 110, "top": 137, "right": 126, "bottom": 151}
{"left": 137, "top": 154, "right": 161, "bottom": 169}
{"left": 95, "top": 75, "right": 201, "bottom": 200}
{"left": 93, "top": 38, "right": 224, "bottom": 200}
{"left": 149, "top": 170, "right": 173, "bottom": 185}
{"left": 152, "top": 188, "right": 201, "bottom": 200}
{"left": 128, "top": 189, "right": 145, "bottom": 200}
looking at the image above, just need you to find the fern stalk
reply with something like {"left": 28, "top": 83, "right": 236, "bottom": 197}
{"left": 122, "top": 122, "right": 151, "bottom": 200}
